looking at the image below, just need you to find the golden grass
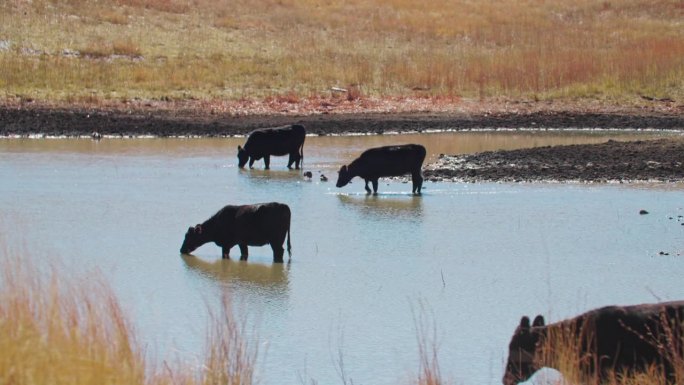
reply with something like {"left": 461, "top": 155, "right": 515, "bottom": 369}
{"left": 412, "top": 301, "right": 450, "bottom": 385}
{"left": 0, "top": 247, "right": 257, "bottom": 385}
{"left": 0, "top": 0, "right": 682, "bottom": 104}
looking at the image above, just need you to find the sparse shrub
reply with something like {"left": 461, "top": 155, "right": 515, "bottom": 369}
{"left": 101, "top": 10, "right": 129, "bottom": 25}
{"left": 112, "top": 38, "right": 142, "bottom": 57}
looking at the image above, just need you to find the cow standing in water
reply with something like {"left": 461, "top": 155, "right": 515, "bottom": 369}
{"left": 503, "top": 301, "right": 684, "bottom": 385}
{"left": 336, "top": 144, "right": 426, "bottom": 195}
{"left": 237, "top": 124, "right": 305, "bottom": 169}
{"left": 180, "top": 202, "right": 292, "bottom": 263}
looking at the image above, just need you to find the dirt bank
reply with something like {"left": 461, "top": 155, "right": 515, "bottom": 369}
{"left": 1, "top": 102, "right": 683, "bottom": 137}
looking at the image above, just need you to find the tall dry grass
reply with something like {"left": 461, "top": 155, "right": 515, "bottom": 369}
{"left": 0, "top": 0, "right": 682, "bottom": 103}
{"left": 0, "top": 248, "right": 257, "bottom": 385}
{"left": 412, "top": 301, "right": 450, "bottom": 385}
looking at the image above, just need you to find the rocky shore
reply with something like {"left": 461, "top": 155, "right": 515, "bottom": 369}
{"left": 423, "top": 138, "right": 684, "bottom": 183}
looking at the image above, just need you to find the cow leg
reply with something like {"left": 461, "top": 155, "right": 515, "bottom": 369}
{"left": 249, "top": 158, "right": 255, "bottom": 169}
{"left": 264, "top": 155, "right": 271, "bottom": 170}
{"left": 222, "top": 246, "right": 231, "bottom": 259}
{"left": 371, "top": 179, "right": 379, "bottom": 195}
{"left": 412, "top": 171, "right": 424, "bottom": 195}
{"left": 239, "top": 244, "right": 248, "bottom": 260}
{"left": 364, "top": 179, "right": 372, "bottom": 194}
{"left": 287, "top": 153, "right": 295, "bottom": 169}
{"left": 271, "top": 244, "right": 285, "bottom": 263}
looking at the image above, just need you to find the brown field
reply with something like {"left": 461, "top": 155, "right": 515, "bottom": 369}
{"left": 0, "top": 0, "right": 683, "bottom": 107}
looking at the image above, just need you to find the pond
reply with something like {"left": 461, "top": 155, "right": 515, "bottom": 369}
{"left": 2, "top": 131, "right": 684, "bottom": 385}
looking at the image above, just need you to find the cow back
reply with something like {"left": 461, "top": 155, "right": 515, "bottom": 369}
{"left": 244, "top": 125, "right": 306, "bottom": 156}
{"left": 234, "top": 202, "right": 291, "bottom": 246}
{"left": 354, "top": 144, "right": 426, "bottom": 178}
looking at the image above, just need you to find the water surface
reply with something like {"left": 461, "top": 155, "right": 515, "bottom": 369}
{"left": 2, "top": 131, "right": 683, "bottom": 385}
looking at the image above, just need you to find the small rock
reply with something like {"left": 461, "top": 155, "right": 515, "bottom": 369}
{"left": 303, "top": 171, "right": 312, "bottom": 178}
{"left": 320, "top": 174, "right": 328, "bottom": 182}
{"left": 639, "top": 210, "right": 649, "bottom": 215}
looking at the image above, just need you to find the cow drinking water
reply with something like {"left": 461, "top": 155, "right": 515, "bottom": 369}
{"left": 503, "top": 301, "right": 684, "bottom": 385}
{"left": 180, "top": 202, "right": 292, "bottom": 263}
{"left": 237, "top": 124, "right": 305, "bottom": 169}
{"left": 335, "top": 144, "right": 426, "bottom": 195}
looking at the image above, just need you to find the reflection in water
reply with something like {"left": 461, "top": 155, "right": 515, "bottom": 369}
{"left": 336, "top": 193, "right": 423, "bottom": 220}
{"left": 239, "top": 168, "right": 303, "bottom": 179}
{"left": 239, "top": 168, "right": 306, "bottom": 186}
{"left": 181, "top": 254, "right": 289, "bottom": 293}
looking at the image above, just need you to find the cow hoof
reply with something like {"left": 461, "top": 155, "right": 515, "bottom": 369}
{"left": 240, "top": 256, "right": 248, "bottom": 261}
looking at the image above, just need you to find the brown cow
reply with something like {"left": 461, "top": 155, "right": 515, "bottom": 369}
{"left": 504, "top": 301, "right": 684, "bottom": 385}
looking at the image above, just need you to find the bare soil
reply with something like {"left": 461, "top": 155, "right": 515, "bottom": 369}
{"left": 1, "top": 101, "right": 683, "bottom": 182}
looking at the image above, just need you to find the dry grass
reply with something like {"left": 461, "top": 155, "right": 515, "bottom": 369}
{"left": 0, "top": 246, "right": 257, "bottom": 385}
{"left": 0, "top": 0, "right": 682, "bottom": 105}
{"left": 412, "top": 301, "right": 450, "bottom": 385}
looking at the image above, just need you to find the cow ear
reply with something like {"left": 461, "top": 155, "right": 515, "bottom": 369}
{"left": 339, "top": 165, "right": 347, "bottom": 173}
{"left": 237, "top": 145, "right": 243, "bottom": 151}
{"left": 519, "top": 316, "right": 531, "bottom": 331}
{"left": 187, "top": 226, "right": 194, "bottom": 234}
{"left": 533, "top": 315, "right": 545, "bottom": 327}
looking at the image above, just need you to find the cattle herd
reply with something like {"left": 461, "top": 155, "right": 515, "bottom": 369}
{"left": 179, "top": 124, "right": 683, "bottom": 384}
{"left": 181, "top": 123, "right": 427, "bottom": 264}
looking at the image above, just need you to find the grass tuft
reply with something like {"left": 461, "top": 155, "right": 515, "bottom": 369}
{"left": 0, "top": 244, "right": 258, "bottom": 385}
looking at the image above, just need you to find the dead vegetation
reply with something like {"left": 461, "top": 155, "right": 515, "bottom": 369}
{"left": 0, "top": 0, "right": 682, "bottom": 107}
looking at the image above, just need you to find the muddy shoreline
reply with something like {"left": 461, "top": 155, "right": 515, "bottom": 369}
{"left": 2, "top": 104, "right": 683, "bottom": 183}
{"left": 1, "top": 104, "right": 684, "bottom": 138}
{"left": 424, "top": 138, "right": 684, "bottom": 183}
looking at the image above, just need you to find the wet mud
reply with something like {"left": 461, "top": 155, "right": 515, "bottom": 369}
{"left": 424, "top": 138, "right": 684, "bottom": 183}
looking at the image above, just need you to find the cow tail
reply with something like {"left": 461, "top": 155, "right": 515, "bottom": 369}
{"left": 286, "top": 226, "right": 292, "bottom": 258}
{"left": 299, "top": 142, "right": 304, "bottom": 169}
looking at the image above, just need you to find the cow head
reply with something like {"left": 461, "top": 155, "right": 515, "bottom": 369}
{"left": 180, "top": 224, "right": 208, "bottom": 254}
{"left": 503, "top": 315, "right": 545, "bottom": 385}
{"left": 237, "top": 145, "right": 249, "bottom": 168}
{"left": 336, "top": 165, "right": 352, "bottom": 188}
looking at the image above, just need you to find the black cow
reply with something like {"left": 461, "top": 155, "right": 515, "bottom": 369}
{"left": 336, "top": 144, "right": 426, "bottom": 195}
{"left": 237, "top": 124, "right": 305, "bottom": 169}
{"left": 503, "top": 301, "right": 684, "bottom": 385}
{"left": 180, "top": 202, "right": 292, "bottom": 263}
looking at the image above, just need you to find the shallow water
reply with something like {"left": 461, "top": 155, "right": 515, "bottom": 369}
{"left": 2, "top": 131, "right": 684, "bottom": 385}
